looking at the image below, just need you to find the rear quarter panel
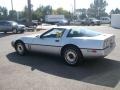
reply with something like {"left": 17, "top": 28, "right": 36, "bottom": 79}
{"left": 62, "top": 37, "right": 104, "bottom": 49}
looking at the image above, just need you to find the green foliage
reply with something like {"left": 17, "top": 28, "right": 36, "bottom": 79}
{"left": 53, "top": 8, "right": 72, "bottom": 20}
{"left": 0, "top": 6, "right": 8, "bottom": 20}
{"left": 87, "top": 0, "right": 108, "bottom": 18}
{"left": 32, "top": 5, "right": 52, "bottom": 20}
{"left": 110, "top": 8, "right": 120, "bottom": 14}
{"left": 8, "top": 10, "right": 17, "bottom": 20}
{"left": 76, "top": 9, "right": 87, "bottom": 19}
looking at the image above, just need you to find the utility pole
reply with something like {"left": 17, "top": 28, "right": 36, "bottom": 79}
{"left": 74, "top": 0, "right": 76, "bottom": 21}
{"left": 11, "top": 0, "right": 13, "bottom": 11}
{"left": 27, "top": 0, "right": 32, "bottom": 26}
{"left": 74, "top": 0, "right": 76, "bottom": 15}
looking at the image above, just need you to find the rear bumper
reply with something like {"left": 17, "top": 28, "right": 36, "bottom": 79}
{"left": 81, "top": 43, "right": 116, "bottom": 58}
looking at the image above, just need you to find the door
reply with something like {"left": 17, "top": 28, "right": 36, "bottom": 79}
{"left": 0, "top": 21, "right": 12, "bottom": 32}
{"left": 0, "top": 22, "right": 5, "bottom": 32}
{"left": 30, "top": 28, "right": 65, "bottom": 55}
{"left": 3, "top": 22, "right": 12, "bottom": 32}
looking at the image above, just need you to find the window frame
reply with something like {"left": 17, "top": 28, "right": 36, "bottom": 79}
{"left": 67, "top": 28, "right": 101, "bottom": 37}
{"left": 40, "top": 28, "right": 65, "bottom": 38}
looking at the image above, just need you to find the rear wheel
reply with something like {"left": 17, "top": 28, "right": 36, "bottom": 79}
{"left": 63, "top": 46, "right": 83, "bottom": 66}
{"left": 15, "top": 42, "right": 26, "bottom": 55}
{"left": 18, "top": 30, "right": 24, "bottom": 34}
{"left": 20, "top": 30, "right": 24, "bottom": 33}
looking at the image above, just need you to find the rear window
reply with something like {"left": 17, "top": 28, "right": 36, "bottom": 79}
{"left": 67, "top": 28, "right": 101, "bottom": 37}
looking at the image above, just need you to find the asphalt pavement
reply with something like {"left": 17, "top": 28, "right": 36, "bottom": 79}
{"left": 0, "top": 25, "right": 120, "bottom": 90}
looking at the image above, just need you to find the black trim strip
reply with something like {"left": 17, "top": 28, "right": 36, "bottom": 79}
{"left": 25, "top": 43, "right": 62, "bottom": 47}
{"left": 25, "top": 43, "right": 108, "bottom": 50}
{"left": 81, "top": 47, "right": 108, "bottom": 50}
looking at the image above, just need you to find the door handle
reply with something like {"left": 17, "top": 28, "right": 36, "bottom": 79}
{"left": 55, "top": 40, "right": 59, "bottom": 42}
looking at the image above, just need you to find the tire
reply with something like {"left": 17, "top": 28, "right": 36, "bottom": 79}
{"left": 19, "top": 30, "right": 24, "bottom": 34}
{"left": 91, "top": 22, "right": 95, "bottom": 26}
{"left": 15, "top": 42, "right": 26, "bottom": 55}
{"left": 13, "top": 29, "right": 18, "bottom": 34}
{"left": 63, "top": 46, "right": 83, "bottom": 66}
{"left": 4, "top": 31, "right": 7, "bottom": 34}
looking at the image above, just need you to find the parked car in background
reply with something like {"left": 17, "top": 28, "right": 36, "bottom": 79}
{"left": 32, "top": 20, "right": 40, "bottom": 26}
{"left": 100, "top": 17, "right": 111, "bottom": 24}
{"left": 0, "top": 20, "right": 25, "bottom": 34}
{"left": 18, "top": 19, "right": 40, "bottom": 27}
{"left": 11, "top": 26, "right": 116, "bottom": 65}
{"left": 56, "top": 19, "right": 68, "bottom": 26}
{"left": 45, "top": 15, "right": 68, "bottom": 25}
{"left": 81, "top": 18, "right": 101, "bottom": 26}
{"left": 70, "top": 20, "right": 82, "bottom": 25}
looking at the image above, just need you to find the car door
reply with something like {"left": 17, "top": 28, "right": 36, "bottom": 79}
{"left": 0, "top": 21, "right": 12, "bottom": 32}
{"left": 30, "top": 28, "right": 65, "bottom": 55}
{"left": 3, "top": 22, "right": 12, "bottom": 32}
{"left": 0, "top": 21, "right": 5, "bottom": 32}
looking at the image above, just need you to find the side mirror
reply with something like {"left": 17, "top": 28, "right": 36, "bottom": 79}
{"left": 36, "top": 35, "right": 44, "bottom": 39}
{"left": 40, "top": 35, "right": 44, "bottom": 39}
{"left": 36, "top": 35, "right": 40, "bottom": 38}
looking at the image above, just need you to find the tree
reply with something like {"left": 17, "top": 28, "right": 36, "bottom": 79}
{"left": 0, "top": 6, "right": 8, "bottom": 20}
{"left": 87, "top": 0, "right": 108, "bottom": 18}
{"left": 32, "top": 5, "right": 52, "bottom": 20}
{"left": 8, "top": 10, "right": 17, "bottom": 20}
{"left": 53, "top": 8, "right": 72, "bottom": 20}
{"left": 76, "top": 9, "right": 87, "bottom": 19}
{"left": 110, "top": 8, "right": 120, "bottom": 14}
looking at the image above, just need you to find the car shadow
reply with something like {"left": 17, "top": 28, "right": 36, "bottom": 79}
{"left": 0, "top": 33, "right": 14, "bottom": 38}
{"left": 0, "top": 32, "right": 23, "bottom": 38}
{"left": 6, "top": 52, "right": 120, "bottom": 88}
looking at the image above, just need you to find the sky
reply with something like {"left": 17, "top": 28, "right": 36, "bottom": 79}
{"left": 0, "top": 0, "right": 120, "bottom": 13}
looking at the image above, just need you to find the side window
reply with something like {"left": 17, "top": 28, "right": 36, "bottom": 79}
{"left": 4, "top": 22, "right": 11, "bottom": 26}
{"left": 67, "top": 29, "right": 82, "bottom": 37}
{"left": 0, "top": 22, "right": 5, "bottom": 26}
{"left": 42, "top": 28, "right": 64, "bottom": 38}
{"left": 0, "top": 22, "right": 11, "bottom": 26}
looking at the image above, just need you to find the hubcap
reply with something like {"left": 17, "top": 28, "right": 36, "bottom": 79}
{"left": 65, "top": 50, "right": 77, "bottom": 63}
{"left": 17, "top": 44, "right": 24, "bottom": 54}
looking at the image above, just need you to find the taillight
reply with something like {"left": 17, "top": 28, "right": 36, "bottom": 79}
{"left": 103, "top": 39, "right": 109, "bottom": 48}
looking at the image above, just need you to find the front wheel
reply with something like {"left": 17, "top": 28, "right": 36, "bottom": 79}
{"left": 63, "top": 47, "right": 83, "bottom": 66}
{"left": 13, "top": 29, "right": 18, "bottom": 34}
{"left": 15, "top": 42, "right": 26, "bottom": 55}
{"left": 4, "top": 31, "right": 7, "bottom": 34}
{"left": 91, "top": 22, "right": 95, "bottom": 26}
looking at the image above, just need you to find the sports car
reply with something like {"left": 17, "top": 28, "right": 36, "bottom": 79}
{"left": 11, "top": 27, "right": 116, "bottom": 65}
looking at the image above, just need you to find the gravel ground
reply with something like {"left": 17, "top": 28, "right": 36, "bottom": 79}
{"left": 0, "top": 25, "right": 120, "bottom": 90}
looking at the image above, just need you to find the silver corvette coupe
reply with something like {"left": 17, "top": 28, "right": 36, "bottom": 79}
{"left": 11, "top": 27, "right": 116, "bottom": 65}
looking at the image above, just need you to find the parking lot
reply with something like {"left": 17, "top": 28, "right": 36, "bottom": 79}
{"left": 0, "top": 25, "right": 120, "bottom": 90}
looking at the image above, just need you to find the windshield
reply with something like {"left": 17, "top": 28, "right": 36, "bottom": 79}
{"left": 67, "top": 28, "right": 101, "bottom": 37}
